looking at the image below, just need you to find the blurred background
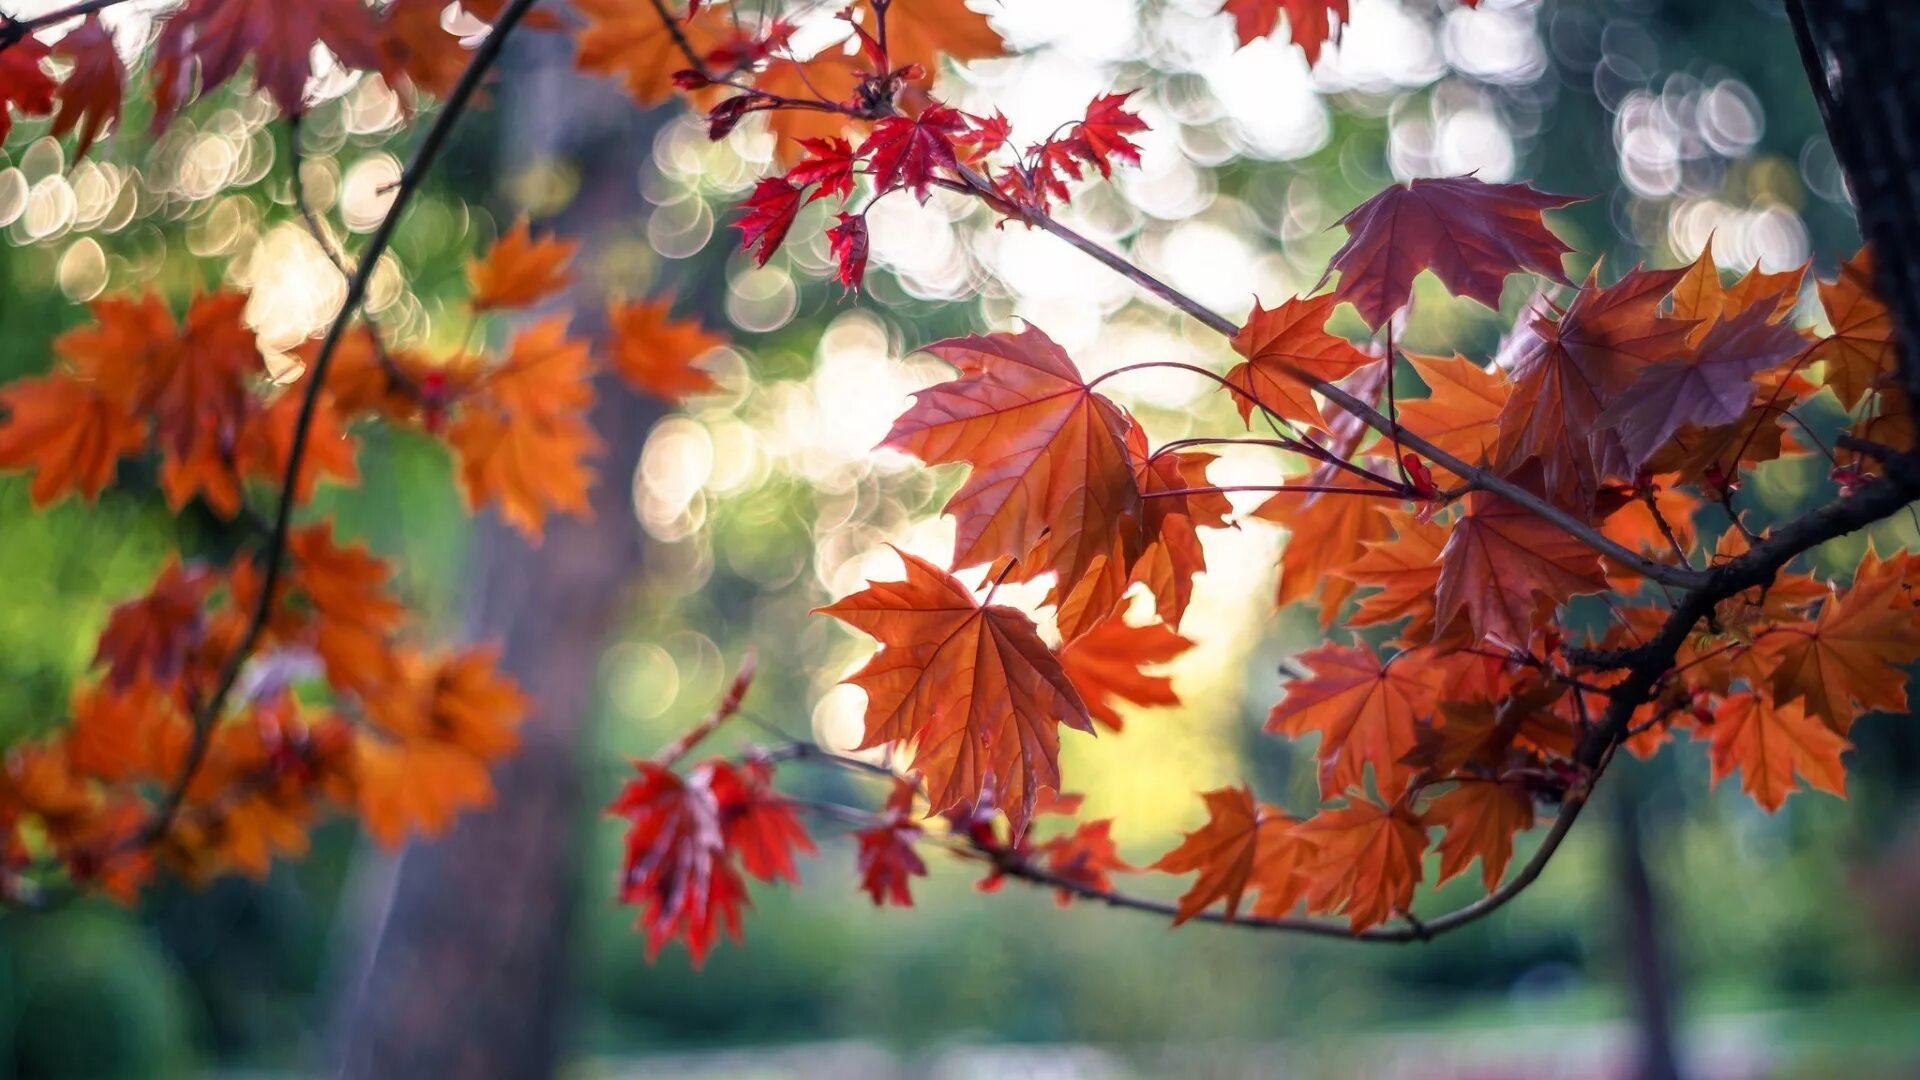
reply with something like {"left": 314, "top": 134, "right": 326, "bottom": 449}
{"left": 2, "top": 0, "right": 1919, "bottom": 1076}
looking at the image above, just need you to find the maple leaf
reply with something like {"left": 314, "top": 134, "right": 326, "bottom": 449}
{"left": 1128, "top": 515, "right": 1208, "bottom": 629}
{"left": 817, "top": 548, "right": 1094, "bottom": 832}
{"left": 1333, "top": 508, "right": 1449, "bottom": 642}
{"left": 1426, "top": 781, "right": 1534, "bottom": 889}
{"left": 1809, "top": 247, "right": 1895, "bottom": 410}
{"left": 1150, "top": 786, "right": 1310, "bottom": 923}
{"left": 1290, "top": 798, "right": 1426, "bottom": 931}
{"left": 1493, "top": 266, "right": 1695, "bottom": 501}
{"left": 712, "top": 760, "right": 815, "bottom": 884}
{"left": 377, "top": 0, "right": 472, "bottom": 101}
{"left": 860, "top": 105, "right": 965, "bottom": 203}
{"left": 1324, "top": 176, "right": 1582, "bottom": 330}
{"left": 735, "top": 176, "right": 805, "bottom": 266}
{"left": 231, "top": 388, "right": 362, "bottom": 513}
{"left": 469, "top": 218, "right": 577, "bottom": 311}
{"left": 1223, "top": 294, "right": 1373, "bottom": 431}
{"left": 1057, "top": 611, "right": 1193, "bottom": 732}
{"left": 827, "top": 212, "right": 870, "bottom": 293}
{"left": 1253, "top": 479, "right": 1394, "bottom": 626}
{"left": 355, "top": 733, "right": 497, "bottom": 847}
{"left": 955, "top": 109, "right": 1011, "bottom": 160}
{"left": 0, "top": 34, "right": 55, "bottom": 144}
{"left": 1646, "top": 413, "right": 1792, "bottom": 486}
{"left": 787, "top": 136, "right": 858, "bottom": 203}
{"left": 1434, "top": 464, "right": 1607, "bottom": 647}
{"left": 884, "top": 325, "right": 1140, "bottom": 599}
{"left": 609, "top": 761, "right": 747, "bottom": 966}
{"left": 0, "top": 374, "right": 144, "bottom": 506}
{"left": 1753, "top": 585, "right": 1920, "bottom": 733}
{"left": 151, "top": 0, "right": 384, "bottom": 125}
{"left": 1039, "top": 819, "right": 1132, "bottom": 906}
{"left": 605, "top": 297, "right": 723, "bottom": 403}
{"left": 1670, "top": 240, "right": 1805, "bottom": 338}
{"left": 576, "top": 0, "right": 731, "bottom": 106}
{"left": 872, "top": 0, "right": 1005, "bottom": 75}
{"left": 1268, "top": 642, "right": 1437, "bottom": 799}
{"left": 1396, "top": 352, "right": 1506, "bottom": 470}
{"left": 95, "top": 560, "right": 211, "bottom": 691}
{"left": 1220, "top": 0, "right": 1351, "bottom": 62}
{"left": 447, "top": 407, "right": 601, "bottom": 542}
{"left": 1705, "top": 693, "right": 1848, "bottom": 813}
{"left": 1599, "top": 303, "right": 1807, "bottom": 469}
{"left": 50, "top": 17, "right": 124, "bottom": 161}
{"left": 854, "top": 819, "right": 928, "bottom": 907}
{"left": 1070, "top": 91, "right": 1149, "bottom": 177}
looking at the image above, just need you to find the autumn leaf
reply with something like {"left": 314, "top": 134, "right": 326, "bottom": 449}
{"left": 605, "top": 297, "right": 723, "bottom": 403}
{"left": 575, "top": 0, "right": 732, "bottom": 106}
{"left": 1253, "top": 479, "right": 1394, "bottom": 626}
{"left": 469, "top": 218, "right": 578, "bottom": 311}
{"left": 0, "top": 375, "right": 144, "bottom": 506}
{"left": 50, "top": 17, "right": 124, "bottom": 160}
{"left": 873, "top": 0, "right": 1005, "bottom": 75}
{"left": 151, "top": 0, "right": 384, "bottom": 125}
{"left": 1333, "top": 508, "right": 1449, "bottom": 642}
{"left": 817, "top": 547, "right": 1094, "bottom": 832}
{"left": 712, "top": 760, "right": 815, "bottom": 885}
{"left": 1070, "top": 92, "right": 1149, "bottom": 177}
{"left": 854, "top": 819, "right": 927, "bottom": 907}
{"left": 1267, "top": 642, "right": 1437, "bottom": 799}
{"left": 1753, "top": 585, "right": 1920, "bottom": 733}
{"left": 608, "top": 760, "right": 748, "bottom": 966}
{"left": 1395, "top": 352, "right": 1506, "bottom": 470}
{"left": 860, "top": 105, "right": 966, "bottom": 204}
{"left": 447, "top": 407, "right": 601, "bottom": 542}
{"left": 1492, "top": 266, "right": 1695, "bottom": 501}
{"left": 884, "top": 325, "right": 1140, "bottom": 600}
{"left": 1290, "top": 798, "right": 1426, "bottom": 931}
{"left": 1434, "top": 464, "right": 1607, "bottom": 647}
{"left": 787, "top": 136, "right": 859, "bottom": 203}
{"left": 1151, "top": 786, "right": 1309, "bottom": 923}
{"left": 1324, "top": 176, "right": 1582, "bottom": 330}
{"left": 355, "top": 734, "right": 497, "bottom": 848}
{"left": 1039, "top": 819, "right": 1132, "bottom": 906}
{"left": 1705, "top": 693, "right": 1848, "bottom": 812}
{"left": 1218, "top": 0, "right": 1351, "bottom": 62}
{"left": 1426, "top": 781, "right": 1534, "bottom": 889}
{"left": 1128, "top": 515, "right": 1208, "bottom": 629}
{"left": 94, "top": 560, "right": 211, "bottom": 692}
{"left": 735, "top": 176, "right": 805, "bottom": 266}
{"left": 1810, "top": 247, "right": 1895, "bottom": 410}
{"left": 1057, "top": 610, "right": 1193, "bottom": 732}
{"left": 0, "top": 34, "right": 55, "bottom": 144}
{"left": 1599, "top": 302, "right": 1807, "bottom": 469}
{"left": 827, "top": 212, "right": 870, "bottom": 293}
{"left": 1223, "top": 294, "right": 1373, "bottom": 431}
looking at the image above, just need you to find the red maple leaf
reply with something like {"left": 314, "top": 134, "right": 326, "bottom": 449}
{"left": 609, "top": 760, "right": 749, "bottom": 967}
{"left": 859, "top": 105, "right": 965, "bottom": 203}
{"left": 734, "top": 176, "right": 805, "bottom": 266}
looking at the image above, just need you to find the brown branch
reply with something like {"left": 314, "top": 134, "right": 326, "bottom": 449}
{"left": 0, "top": 0, "right": 127, "bottom": 47}
{"left": 141, "top": 0, "right": 549, "bottom": 849}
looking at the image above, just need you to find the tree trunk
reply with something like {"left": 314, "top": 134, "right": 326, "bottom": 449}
{"left": 328, "top": 37, "right": 662, "bottom": 1080}
{"left": 1611, "top": 782, "right": 1683, "bottom": 1080}
{"left": 1794, "top": 1, "right": 1920, "bottom": 394}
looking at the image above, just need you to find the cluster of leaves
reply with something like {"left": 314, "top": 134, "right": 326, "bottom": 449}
{"left": 0, "top": 0, "right": 733, "bottom": 900}
{"left": 582, "top": 0, "right": 1920, "bottom": 965}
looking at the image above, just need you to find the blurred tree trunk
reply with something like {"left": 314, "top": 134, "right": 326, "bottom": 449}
{"left": 328, "top": 38, "right": 662, "bottom": 1080}
{"left": 1610, "top": 781, "right": 1682, "bottom": 1080}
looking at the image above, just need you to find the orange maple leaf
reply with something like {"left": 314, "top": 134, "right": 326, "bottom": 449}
{"left": 1218, "top": 0, "right": 1351, "bottom": 62}
{"left": 1150, "top": 786, "right": 1313, "bottom": 923}
{"left": 1057, "top": 610, "right": 1192, "bottom": 732}
{"left": 1434, "top": 464, "right": 1608, "bottom": 647}
{"left": 1267, "top": 642, "right": 1437, "bottom": 799}
{"left": 0, "top": 374, "right": 144, "bottom": 506}
{"left": 469, "top": 218, "right": 578, "bottom": 311}
{"left": 1254, "top": 478, "right": 1396, "bottom": 627}
{"left": 872, "top": 0, "right": 1006, "bottom": 76}
{"left": 606, "top": 297, "right": 724, "bottom": 403}
{"left": 1809, "top": 247, "right": 1895, "bottom": 410}
{"left": 1425, "top": 780, "right": 1535, "bottom": 889}
{"left": 1752, "top": 584, "right": 1920, "bottom": 733}
{"left": 1395, "top": 352, "right": 1506, "bottom": 471}
{"left": 1333, "top": 508, "right": 1449, "bottom": 642}
{"left": 575, "top": 1, "right": 733, "bottom": 106}
{"left": 1223, "top": 294, "right": 1373, "bottom": 432}
{"left": 884, "top": 326, "right": 1140, "bottom": 600}
{"left": 354, "top": 734, "right": 497, "bottom": 847}
{"left": 1704, "top": 692, "right": 1848, "bottom": 812}
{"left": 447, "top": 407, "right": 601, "bottom": 542}
{"left": 1290, "top": 797, "right": 1426, "bottom": 931}
{"left": 817, "top": 547, "right": 1094, "bottom": 832}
